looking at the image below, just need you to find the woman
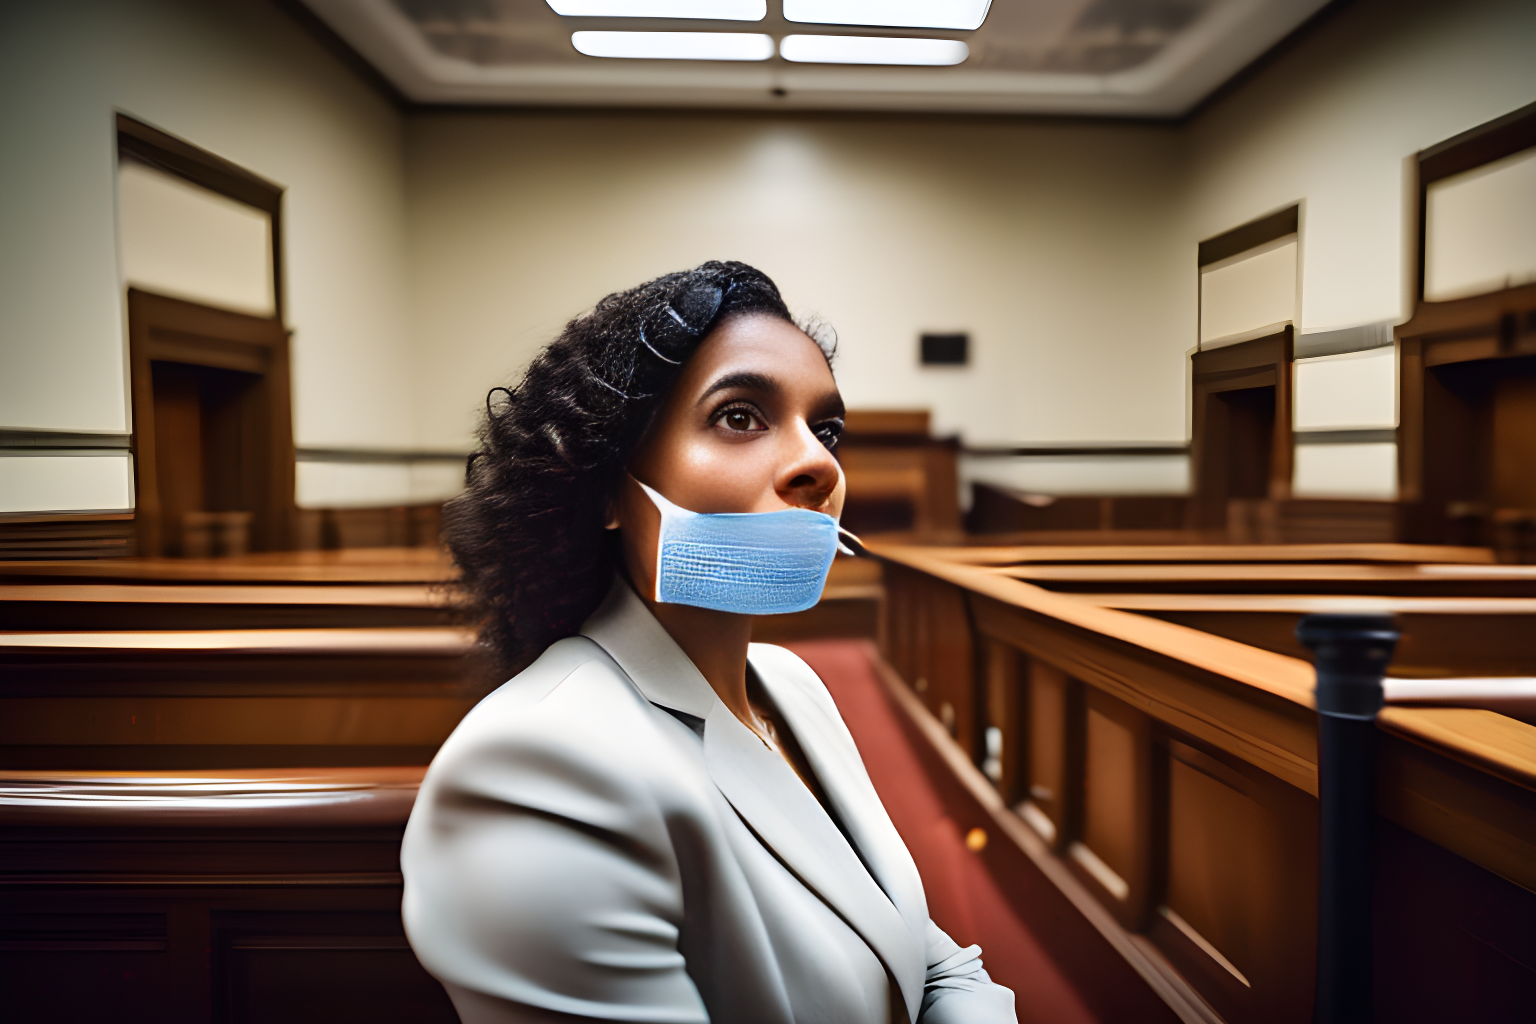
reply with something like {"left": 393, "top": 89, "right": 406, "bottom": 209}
{"left": 402, "top": 261, "right": 1016, "bottom": 1023}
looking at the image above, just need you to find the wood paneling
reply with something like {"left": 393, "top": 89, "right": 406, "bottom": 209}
{"left": 1397, "top": 276, "right": 1536, "bottom": 555}
{"left": 0, "top": 768, "right": 456, "bottom": 1024}
{"left": 1156, "top": 739, "right": 1317, "bottom": 1024}
{"left": 1024, "top": 659, "right": 1071, "bottom": 843}
{"left": 1375, "top": 818, "right": 1536, "bottom": 1023}
{"left": 837, "top": 410, "right": 961, "bottom": 540}
{"left": 879, "top": 562, "right": 979, "bottom": 756}
{"left": 1225, "top": 498, "right": 1398, "bottom": 545}
{"left": 862, "top": 643, "right": 1213, "bottom": 1024}
{"left": 874, "top": 541, "right": 1536, "bottom": 1023}
{"left": 1075, "top": 689, "right": 1152, "bottom": 928}
{"left": 966, "top": 485, "right": 1191, "bottom": 535}
{"left": 981, "top": 640, "right": 1025, "bottom": 806}
{"left": 0, "top": 513, "right": 136, "bottom": 560}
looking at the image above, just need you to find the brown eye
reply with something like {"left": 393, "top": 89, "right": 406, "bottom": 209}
{"left": 716, "top": 406, "right": 766, "bottom": 432}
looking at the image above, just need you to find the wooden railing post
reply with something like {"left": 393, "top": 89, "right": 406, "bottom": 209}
{"left": 1297, "top": 613, "right": 1399, "bottom": 1024}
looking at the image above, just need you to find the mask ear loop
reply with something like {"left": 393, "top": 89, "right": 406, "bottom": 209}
{"left": 628, "top": 474, "right": 677, "bottom": 603}
{"left": 836, "top": 527, "right": 868, "bottom": 558}
{"left": 828, "top": 463, "right": 866, "bottom": 556}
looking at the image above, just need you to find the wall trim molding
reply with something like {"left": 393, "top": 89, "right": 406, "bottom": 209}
{"left": 963, "top": 444, "right": 1188, "bottom": 458}
{"left": 1295, "top": 321, "right": 1394, "bottom": 359}
{"left": 1293, "top": 428, "right": 1397, "bottom": 446}
{"left": 0, "top": 430, "right": 132, "bottom": 451}
{"left": 296, "top": 448, "right": 469, "bottom": 464}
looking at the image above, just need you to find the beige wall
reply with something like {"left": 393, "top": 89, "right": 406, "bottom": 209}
{"left": 4, "top": 0, "right": 1533, "bottom": 511}
{"left": 0, "top": 0, "right": 411, "bottom": 451}
{"left": 405, "top": 111, "right": 1191, "bottom": 451}
{"left": 1180, "top": 0, "right": 1535, "bottom": 500}
{"left": 1182, "top": 0, "right": 1536, "bottom": 334}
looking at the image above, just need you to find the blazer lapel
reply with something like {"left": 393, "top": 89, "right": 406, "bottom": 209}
{"left": 582, "top": 581, "right": 925, "bottom": 1021}
{"left": 752, "top": 657, "right": 930, "bottom": 944}
{"left": 704, "top": 704, "right": 925, "bottom": 1024}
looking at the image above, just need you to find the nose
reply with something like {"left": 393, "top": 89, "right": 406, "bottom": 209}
{"left": 775, "top": 418, "right": 843, "bottom": 513}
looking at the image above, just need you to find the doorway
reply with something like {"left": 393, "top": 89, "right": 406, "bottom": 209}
{"left": 129, "top": 289, "right": 294, "bottom": 557}
{"left": 1189, "top": 329, "right": 1294, "bottom": 529}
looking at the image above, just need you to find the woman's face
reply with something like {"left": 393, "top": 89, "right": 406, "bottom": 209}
{"left": 615, "top": 313, "right": 846, "bottom": 599}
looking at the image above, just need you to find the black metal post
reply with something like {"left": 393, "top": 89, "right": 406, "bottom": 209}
{"left": 1297, "top": 613, "right": 1399, "bottom": 1024}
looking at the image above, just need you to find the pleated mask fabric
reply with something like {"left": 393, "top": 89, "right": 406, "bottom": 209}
{"left": 635, "top": 479, "right": 840, "bottom": 615}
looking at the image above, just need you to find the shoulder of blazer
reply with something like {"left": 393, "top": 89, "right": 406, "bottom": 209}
{"left": 417, "top": 634, "right": 713, "bottom": 815}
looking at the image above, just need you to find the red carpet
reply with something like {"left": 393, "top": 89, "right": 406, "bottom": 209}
{"left": 787, "top": 639, "right": 1099, "bottom": 1024}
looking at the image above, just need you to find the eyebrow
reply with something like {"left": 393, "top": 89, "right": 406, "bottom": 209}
{"left": 699, "top": 371, "right": 779, "bottom": 403}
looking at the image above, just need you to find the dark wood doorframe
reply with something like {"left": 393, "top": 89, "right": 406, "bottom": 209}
{"left": 128, "top": 289, "right": 295, "bottom": 556}
{"left": 1413, "top": 100, "right": 1536, "bottom": 309}
{"left": 1397, "top": 103, "right": 1536, "bottom": 550}
{"left": 1188, "top": 327, "right": 1295, "bottom": 528}
{"left": 117, "top": 113, "right": 286, "bottom": 321}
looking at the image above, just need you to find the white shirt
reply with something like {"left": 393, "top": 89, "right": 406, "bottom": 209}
{"left": 402, "top": 578, "right": 1016, "bottom": 1023}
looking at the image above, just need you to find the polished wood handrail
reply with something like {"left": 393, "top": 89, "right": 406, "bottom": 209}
{"left": 920, "top": 543, "right": 1495, "bottom": 567}
{"left": 0, "top": 584, "right": 449, "bottom": 606}
{"left": 0, "top": 766, "right": 424, "bottom": 827}
{"left": 993, "top": 563, "right": 1536, "bottom": 584}
{"left": 0, "top": 627, "right": 474, "bottom": 655}
{"left": 0, "top": 548, "right": 455, "bottom": 584}
{"left": 874, "top": 542, "right": 1536, "bottom": 795}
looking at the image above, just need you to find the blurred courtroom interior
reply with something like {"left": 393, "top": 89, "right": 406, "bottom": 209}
{"left": 2, "top": 0, "right": 1536, "bottom": 1021}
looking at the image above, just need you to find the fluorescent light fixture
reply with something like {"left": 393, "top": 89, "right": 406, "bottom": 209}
{"left": 779, "top": 34, "right": 968, "bottom": 65}
{"left": 783, "top": 0, "right": 991, "bottom": 31}
{"left": 572, "top": 31, "right": 774, "bottom": 60}
{"left": 547, "top": 0, "right": 766, "bottom": 19}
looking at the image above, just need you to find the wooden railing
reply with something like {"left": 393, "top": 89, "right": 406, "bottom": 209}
{"left": 872, "top": 541, "right": 1536, "bottom": 1024}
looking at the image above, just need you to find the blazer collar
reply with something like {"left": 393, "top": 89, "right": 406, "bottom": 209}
{"left": 580, "top": 577, "right": 718, "bottom": 720}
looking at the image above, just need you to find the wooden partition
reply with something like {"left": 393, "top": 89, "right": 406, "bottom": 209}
{"left": 0, "top": 546, "right": 886, "bottom": 1022}
{"left": 0, "top": 768, "right": 459, "bottom": 1024}
{"left": 837, "top": 410, "right": 961, "bottom": 541}
{"left": 1398, "top": 281, "right": 1536, "bottom": 558}
{"left": 0, "top": 551, "right": 473, "bottom": 1022}
{"left": 874, "top": 542, "right": 1536, "bottom": 1024}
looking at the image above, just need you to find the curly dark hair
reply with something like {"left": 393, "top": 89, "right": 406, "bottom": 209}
{"left": 443, "top": 260, "right": 834, "bottom": 674}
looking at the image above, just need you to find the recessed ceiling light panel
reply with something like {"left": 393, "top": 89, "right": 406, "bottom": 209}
{"left": 782, "top": 0, "right": 991, "bottom": 31}
{"left": 571, "top": 30, "right": 775, "bottom": 60}
{"left": 548, "top": 0, "right": 767, "bottom": 19}
{"left": 779, "top": 34, "right": 969, "bottom": 66}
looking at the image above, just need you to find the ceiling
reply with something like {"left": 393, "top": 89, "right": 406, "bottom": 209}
{"left": 301, "top": 0, "right": 1331, "bottom": 117}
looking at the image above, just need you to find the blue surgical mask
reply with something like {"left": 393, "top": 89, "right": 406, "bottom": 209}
{"left": 634, "top": 478, "right": 857, "bottom": 615}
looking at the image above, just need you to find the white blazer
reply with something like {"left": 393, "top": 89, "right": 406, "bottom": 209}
{"left": 402, "top": 579, "right": 1016, "bottom": 1024}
